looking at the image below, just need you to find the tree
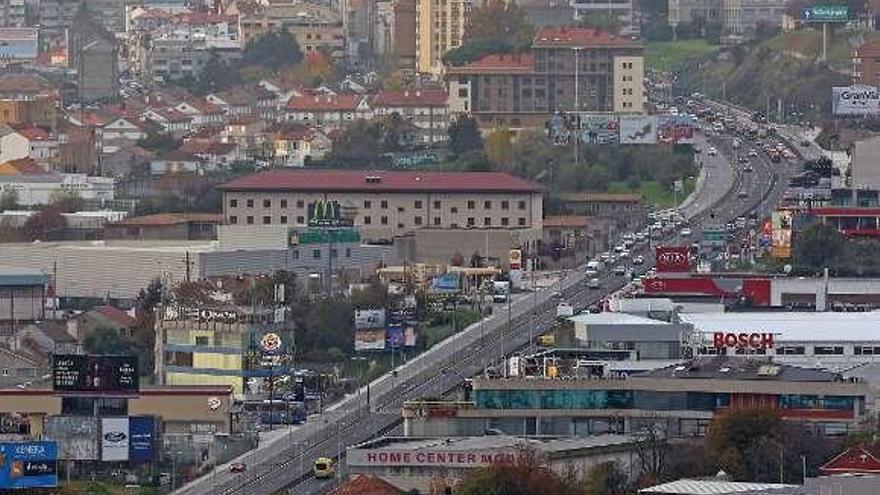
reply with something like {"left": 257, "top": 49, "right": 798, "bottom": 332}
{"left": 578, "top": 12, "right": 621, "bottom": 35}
{"left": 133, "top": 279, "right": 163, "bottom": 371}
{"left": 444, "top": 39, "right": 519, "bottom": 67}
{"left": 327, "top": 120, "right": 385, "bottom": 165}
{"left": 194, "top": 51, "right": 243, "bottom": 95}
{"left": 634, "top": 425, "right": 669, "bottom": 484}
{"left": 583, "top": 461, "right": 628, "bottom": 495}
{"left": 382, "top": 112, "right": 410, "bottom": 152}
{"left": 0, "top": 189, "right": 18, "bottom": 210}
{"left": 294, "top": 50, "right": 335, "bottom": 86}
{"left": 464, "top": 0, "right": 534, "bottom": 48}
{"left": 448, "top": 116, "right": 484, "bottom": 157}
{"left": 172, "top": 280, "right": 214, "bottom": 306}
{"left": 84, "top": 327, "right": 135, "bottom": 355}
{"left": 792, "top": 223, "right": 846, "bottom": 274}
{"left": 137, "top": 130, "right": 181, "bottom": 154}
{"left": 22, "top": 204, "right": 67, "bottom": 241}
{"left": 707, "top": 408, "right": 784, "bottom": 481}
{"left": 243, "top": 30, "right": 304, "bottom": 72}
{"left": 484, "top": 127, "right": 515, "bottom": 170}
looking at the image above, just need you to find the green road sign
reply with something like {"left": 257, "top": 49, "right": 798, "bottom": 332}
{"left": 802, "top": 5, "right": 850, "bottom": 23}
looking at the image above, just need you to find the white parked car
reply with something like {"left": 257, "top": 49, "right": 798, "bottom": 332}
{"left": 680, "top": 227, "right": 692, "bottom": 237}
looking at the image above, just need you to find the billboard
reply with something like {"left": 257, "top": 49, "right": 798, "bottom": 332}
{"left": 431, "top": 273, "right": 461, "bottom": 294}
{"left": 43, "top": 416, "right": 98, "bottom": 460}
{"left": 354, "top": 309, "right": 386, "bottom": 330}
{"left": 404, "top": 326, "right": 417, "bottom": 347}
{"left": 832, "top": 85, "right": 880, "bottom": 116}
{"left": 386, "top": 325, "right": 404, "bottom": 348}
{"left": 655, "top": 246, "right": 692, "bottom": 273}
{"left": 658, "top": 115, "right": 696, "bottom": 144}
{"left": 52, "top": 355, "right": 138, "bottom": 394}
{"left": 128, "top": 416, "right": 156, "bottom": 463}
{"left": 771, "top": 210, "right": 793, "bottom": 259}
{"left": 307, "top": 200, "right": 353, "bottom": 227}
{"left": 101, "top": 417, "right": 129, "bottom": 462}
{"left": 619, "top": 115, "right": 659, "bottom": 144}
{"left": 802, "top": 5, "right": 850, "bottom": 22}
{"left": 355, "top": 329, "right": 386, "bottom": 351}
{"left": 580, "top": 114, "right": 619, "bottom": 145}
{"left": 0, "top": 441, "right": 57, "bottom": 489}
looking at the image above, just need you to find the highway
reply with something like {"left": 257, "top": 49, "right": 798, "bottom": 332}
{"left": 174, "top": 128, "right": 791, "bottom": 495}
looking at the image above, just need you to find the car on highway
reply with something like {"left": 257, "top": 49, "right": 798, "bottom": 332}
{"left": 738, "top": 156, "right": 749, "bottom": 163}
{"left": 743, "top": 164, "right": 754, "bottom": 172}
{"left": 748, "top": 149, "right": 758, "bottom": 157}
{"left": 599, "top": 252, "right": 611, "bottom": 262}
{"left": 800, "top": 139, "right": 811, "bottom": 147}
{"left": 230, "top": 463, "right": 246, "bottom": 473}
{"left": 613, "top": 266, "right": 626, "bottom": 276}
{"left": 680, "top": 227, "right": 692, "bottom": 237}
{"left": 737, "top": 190, "right": 749, "bottom": 198}
{"left": 707, "top": 147, "right": 717, "bottom": 156}
{"left": 633, "top": 255, "right": 645, "bottom": 265}
{"left": 314, "top": 457, "right": 335, "bottom": 479}
{"left": 587, "top": 278, "right": 601, "bottom": 289}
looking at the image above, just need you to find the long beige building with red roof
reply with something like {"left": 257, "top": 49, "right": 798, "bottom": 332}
{"left": 447, "top": 27, "right": 645, "bottom": 127}
{"left": 220, "top": 169, "right": 545, "bottom": 267}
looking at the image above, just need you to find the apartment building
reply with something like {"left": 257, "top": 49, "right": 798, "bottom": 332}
{"left": 570, "top": 0, "right": 637, "bottom": 36}
{"left": 372, "top": 90, "right": 449, "bottom": 143}
{"left": 0, "top": 0, "right": 25, "bottom": 28}
{"left": 220, "top": 170, "right": 544, "bottom": 266}
{"left": 853, "top": 38, "right": 880, "bottom": 86}
{"left": 376, "top": 0, "right": 417, "bottom": 69}
{"left": 415, "top": 0, "right": 471, "bottom": 74}
{"left": 447, "top": 27, "right": 644, "bottom": 127}
{"left": 237, "top": 2, "right": 344, "bottom": 60}
{"left": 668, "top": 0, "right": 788, "bottom": 35}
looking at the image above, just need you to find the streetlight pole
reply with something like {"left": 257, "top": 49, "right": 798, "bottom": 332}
{"left": 573, "top": 47, "right": 581, "bottom": 168}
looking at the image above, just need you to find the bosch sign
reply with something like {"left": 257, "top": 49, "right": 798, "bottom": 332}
{"left": 713, "top": 332, "right": 774, "bottom": 349}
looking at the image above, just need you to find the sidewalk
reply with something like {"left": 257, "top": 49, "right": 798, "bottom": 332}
{"left": 779, "top": 125, "right": 849, "bottom": 188}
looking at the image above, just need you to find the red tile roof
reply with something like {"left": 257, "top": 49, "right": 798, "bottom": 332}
{"left": 3, "top": 157, "right": 44, "bottom": 175}
{"left": 533, "top": 26, "right": 641, "bottom": 48}
{"left": 199, "top": 142, "right": 238, "bottom": 155}
{"left": 221, "top": 170, "right": 543, "bottom": 193}
{"left": 14, "top": 126, "right": 51, "bottom": 141}
{"left": 373, "top": 90, "right": 447, "bottom": 107}
{"left": 288, "top": 93, "right": 365, "bottom": 112}
{"left": 448, "top": 53, "right": 535, "bottom": 74}
{"left": 93, "top": 305, "right": 136, "bottom": 328}
{"left": 327, "top": 475, "right": 402, "bottom": 495}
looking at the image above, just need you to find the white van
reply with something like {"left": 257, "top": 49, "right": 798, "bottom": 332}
{"left": 585, "top": 260, "right": 604, "bottom": 276}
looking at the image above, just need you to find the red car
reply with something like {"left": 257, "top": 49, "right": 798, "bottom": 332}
{"left": 229, "top": 463, "right": 246, "bottom": 473}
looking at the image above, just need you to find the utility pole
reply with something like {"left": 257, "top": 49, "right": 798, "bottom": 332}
{"left": 573, "top": 47, "right": 580, "bottom": 168}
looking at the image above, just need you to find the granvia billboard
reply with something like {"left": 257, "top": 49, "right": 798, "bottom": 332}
{"left": 832, "top": 85, "right": 880, "bottom": 116}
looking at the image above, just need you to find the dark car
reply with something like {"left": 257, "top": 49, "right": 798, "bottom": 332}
{"left": 230, "top": 463, "right": 246, "bottom": 473}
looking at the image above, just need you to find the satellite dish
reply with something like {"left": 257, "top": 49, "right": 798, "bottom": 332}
{"left": 783, "top": 264, "right": 792, "bottom": 274}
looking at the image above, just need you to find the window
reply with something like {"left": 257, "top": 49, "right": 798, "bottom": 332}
{"left": 312, "top": 249, "right": 321, "bottom": 259}
{"left": 484, "top": 217, "right": 491, "bottom": 226}
{"left": 297, "top": 200, "right": 304, "bottom": 208}
{"left": 345, "top": 248, "right": 351, "bottom": 257}
{"left": 292, "top": 249, "right": 299, "bottom": 260}
{"left": 501, "top": 217, "right": 509, "bottom": 226}
{"left": 280, "top": 200, "right": 288, "bottom": 208}
{"left": 364, "top": 200, "right": 372, "bottom": 209}
{"left": 415, "top": 200, "right": 423, "bottom": 209}
{"left": 230, "top": 199, "right": 238, "bottom": 208}
{"left": 247, "top": 216, "right": 254, "bottom": 224}
{"left": 398, "top": 223, "right": 405, "bottom": 228}
{"left": 814, "top": 346, "right": 844, "bottom": 355}
{"left": 330, "top": 248, "right": 338, "bottom": 258}
{"left": 214, "top": 335, "right": 223, "bottom": 346}
{"left": 468, "top": 200, "right": 475, "bottom": 209}
{"left": 518, "top": 200, "right": 526, "bottom": 210}
{"left": 263, "top": 199, "right": 271, "bottom": 208}
{"left": 518, "top": 217, "right": 526, "bottom": 226}
{"left": 296, "top": 216, "right": 304, "bottom": 224}
{"left": 415, "top": 216, "right": 423, "bottom": 225}
{"left": 229, "top": 216, "right": 238, "bottom": 224}
{"left": 451, "top": 207, "right": 458, "bottom": 214}
{"left": 434, "top": 200, "right": 441, "bottom": 209}
{"left": 397, "top": 206, "right": 405, "bottom": 212}
{"left": 364, "top": 216, "right": 372, "bottom": 224}
{"left": 434, "top": 217, "right": 441, "bottom": 226}
{"left": 195, "top": 336, "right": 209, "bottom": 346}
{"left": 262, "top": 216, "right": 271, "bottom": 224}
{"left": 484, "top": 200, "right": 492, "bottom": 209}
{"left": 381, "top": 216, "right": 388, "bottom": 225}
{"left": 246, "top": 199, "right": 254, "bottom": 207}
{"left": 467, "top": 217, "right": 475, "bottom": 226}
{"left": 381, "top": 200, "right": 388, "bottom": 209}
{"left": 280, "top": 216, "right": 288, "bottom": 224}
{"left": 855, "top": 346, "right": 880, "bottom": 355}
{"left": 501, "top": 200, "right": 509, "bottom": 210}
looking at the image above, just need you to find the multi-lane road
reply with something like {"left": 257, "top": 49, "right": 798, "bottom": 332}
{"left": 174, "top": 128, "right": 790, "bottom": 495}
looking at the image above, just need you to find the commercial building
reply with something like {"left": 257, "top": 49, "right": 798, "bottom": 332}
{"left": 0, "top": 267, "right": 48, "bottom": 336}
{"left": 68, "top": 10, "right": 119, "bottom": 101}
{"left": 0, "top": 173, "right": 115, "bottom": 206}
{"left": 557, "top": 192, "right": 645, "bottom": 232}
{"left": 375, "top": 0, "right": 416, "bottom": 69}
{"left": 852, "top": 137, "right": 880, "bottom": 191}
{"left": 346, "top": 435, "right": 638, "bottom": 493}
{"left": 155, "top": 308, "right": 293, "bottom": 394}
{"left": 640, "top": 479, "right": 798, "bottom": 495}
{"left": 237, "top": 2, "right": 344, "bottom": 60}
{"left": 668, "top": 0, "right": 789, "bottom": 37}
{"left": 220, "top": 170, "right": 544, "bottom": 266}
{"left": 104, "top": 213, "right": 222, "bottom": 241}
{"left": 415, "top": 0, "right": 470, "bottom": 74}
{"left": 403, "top": 356, "right": 875, "bottom": 438}
{"left": 570, "top": 0, "right": 636, "bottom": 36}
{"left": 0, "top": 28, "right": 37, "bottom": 61}
{"left": 447, "top": 27, "right": 644, "bottom": 127}
{"left": 0, "top": 0, "right": 25, "bottom": 28}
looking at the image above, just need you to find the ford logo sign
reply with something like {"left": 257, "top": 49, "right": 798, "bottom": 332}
{"left": 104, "top": 431, "right": 127, "bottom": 443}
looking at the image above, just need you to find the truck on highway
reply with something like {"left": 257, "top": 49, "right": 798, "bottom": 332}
{"left": 314, "top": 458, "right": 335, "bottom": 479}
{"left": 556, "top": 302, "right": 574, "bottom": 319}
{"left": 492, "top": 280, "right": 510, "bottom": 303}
{"left": 585, "top": 260, "right": 604, "bottom": 276}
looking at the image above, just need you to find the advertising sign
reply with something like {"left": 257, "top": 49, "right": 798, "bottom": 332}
{"left": 260, "top": 333, "right": 282, "bottom": 353}
{"left": 713, "top": 332, "right": 775, "bottom": 349}
{"left": 0, "top": 441, "right": 57, "bottom": 489}
{"left": 43, "top": 416, "right": 98, "bottom": 460}
{"left": 347, "top": 448, "right": 529, "bottom": 468}
{"left": 354, "top": 309, "right": 386, "bottom": 330}
{"left": 509, "top": 249, "right": 522, "bottom": 271}
{"left": 52, "top": 355, "right": 138, "bottom": 394}
{"left": 580, "top": 114, "right": 619, "bottom": 145}
{"left": 658, "top": 115, "right": 696, "bottom": 144}
{"left": 802, "top": 4, "right": 850, "bottom": 22}
{"left": 832, "top": 85, "right": 880, "bottom": 116}
{"left": 386, "top": 325, "right": 404, "bottom": 348}
{"left": 404, "top": 326, "right": 417, "bottom": 347}
{"left": 355, "top": 329, "right": 386, "bottom": 351}
{"left": 619, "top": 115, "right": 659, "bottom": 144}
{"left": 307, "top": 200, "right": 353, "bottom": 227}
{"left": 771, "top": 210, "right": 793, "bottom": 259}
{"left": 655, "top": 246, "right": 692, "bottom": 273}
{"left": 100, "top": 418, "right": 129, "bottom": 462}
{"left": 431, "top": 273, "right": 461, "bottom": 294}
{"left": 128, "top": 417, "right": 156, "bottom": 464}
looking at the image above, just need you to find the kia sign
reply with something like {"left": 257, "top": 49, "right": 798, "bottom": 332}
{"left": 655, "top": 246, "right": 691, "bottom": 273}
{"left": 832, "top": 85, "right": 880, "bottom": 116}
{"left": 713, "top": 332, "right": 775, "bottom": 349}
